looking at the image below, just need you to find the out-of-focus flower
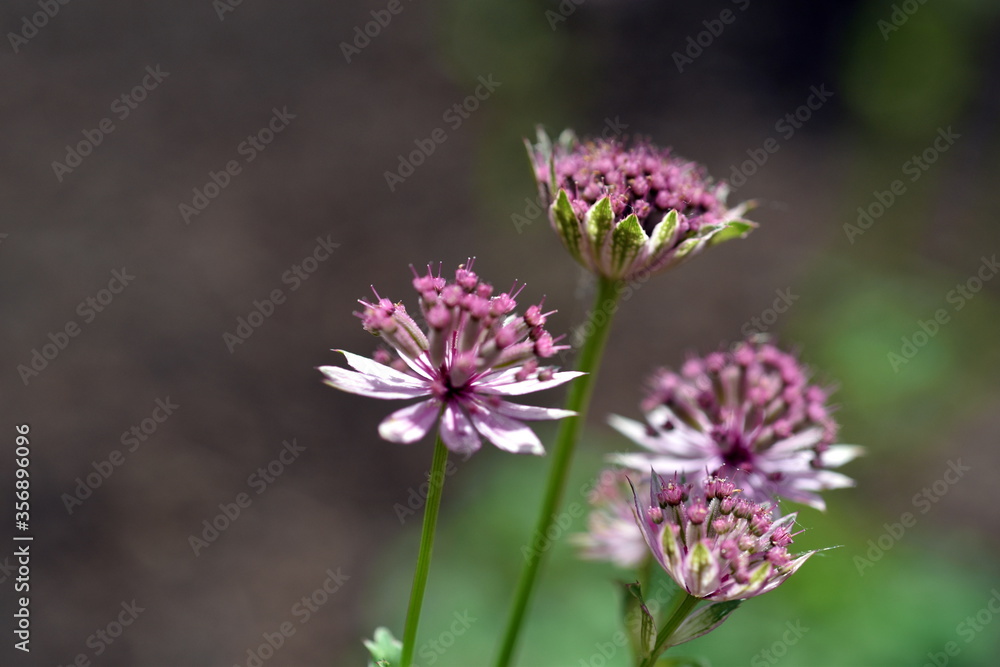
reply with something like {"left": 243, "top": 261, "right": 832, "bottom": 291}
{"left": 572, "top": 468, "right": 649, "bottom": 568}
{"left": 632, "top": 473, "right": 814, "bottom": 601}
{"left": 609, "top": 339, "right": 863, "bottom": 510}
{"left": 526, "top": 129, "right": 755, "bottom": 280}
{"left": 319, "top": 261, "right": 582, "bottom": 457}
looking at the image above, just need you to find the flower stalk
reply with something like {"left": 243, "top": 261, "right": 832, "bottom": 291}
{"left": 494, "top": 275, "right": 620, "bottom": 667}
{"left": 400, "top": 435, "right": 449, "bottom": 667}
{"left": 638, "top": 593, "right": 700, "bottom": 667}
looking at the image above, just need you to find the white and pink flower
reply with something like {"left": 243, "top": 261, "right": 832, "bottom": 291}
{"left": 319, "top": 261, "right": 582, "bottom": 457}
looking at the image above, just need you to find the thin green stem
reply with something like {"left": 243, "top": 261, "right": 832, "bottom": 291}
{"left": 400, "top": 435, "right": 449, "bottom": 667}
{"left": 494, "top": 276, "right": 621, "bottom": 667}
{"left": 638, "top": 593, "right": 700, "bottom": 667}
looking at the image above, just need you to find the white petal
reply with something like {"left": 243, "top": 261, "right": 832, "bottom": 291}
{"left": 645, "top": 404, "right": 713, "bottom": 438}
{"left": 793, "top": 469, "right": 856, "bottom": 492}
{"left": 763, "top": 427, "right": 825, "bottom": 458}
{"left": 337, "top": 349, "right": 430, "bottom": 384}
{"left": 608, "top": 410, "right": 712, "bottom": 458}
{"left": 477, "top": 370, "right": 585, "bottom": 396}
{"left": 821, "top": 444, "right": 865, "bottom": 468}
{"left": 439, "top": 405, "right": 481, "bottom": 458}
{"left": 377, "top": 400, "right": 441, "bottom": 443}
{"left": 607, "top": 414, "right": 658, "bottom": 448}
{"left": 489, "top": 400, "right": 575, "bottom": 421}
{"left": 318, "top": 366, "right": 429, "bottom": 400}
{"left": 608, "top": 452, "right": 715, "bottom": 475}
{"left": 468, "top": 409, "right": 545, "bottom": 455}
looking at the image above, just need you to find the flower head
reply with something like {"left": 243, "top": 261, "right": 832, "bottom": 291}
{"left": 572, "top": 468, "right": 649, "bottom": 569}
{"left": 632, "top": 472, "right": 814, "bottom": 601}
{"left": 527, "top": 128, "right": 755, "bottom": 280}
{"left": 609, "top": 339, "right": 863, "bottom": 510}
{"left": 319, "top": 261, "right": 582, "bottom": 457}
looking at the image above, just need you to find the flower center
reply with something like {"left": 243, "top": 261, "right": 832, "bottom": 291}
{"left": 713, "top": 427, "right": 755, "bottom": 472}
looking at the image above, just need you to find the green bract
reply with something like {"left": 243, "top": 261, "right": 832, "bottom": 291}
{"left": 527, "top": 128, "right": 757, "bottom": 280}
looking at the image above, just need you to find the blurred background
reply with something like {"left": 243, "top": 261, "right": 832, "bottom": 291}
{"left": 3, "top": 0, "right": 1000, "bottom": 665}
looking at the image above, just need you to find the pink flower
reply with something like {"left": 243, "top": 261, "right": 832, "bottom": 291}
{"left": 609, "top": 339, "right": 863, "bottom": 510}
{"left": 572, "top": 469, "right": 649, "bottom": 569}
{"left": 527, "top": 129, "right": 755, "bottom": 280}
{"left": 632, "top": 473, "right": 815, "bottom": 601}
{"left": 319, "top": 261, "right": 582, "bottom": 457}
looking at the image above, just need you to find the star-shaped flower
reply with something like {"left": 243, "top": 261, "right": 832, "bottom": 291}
{"left": 319, "top": 261, "right": 582, "bottom": 457}
{"left": 609, "top": 339, "right": 863, "bottom": 510}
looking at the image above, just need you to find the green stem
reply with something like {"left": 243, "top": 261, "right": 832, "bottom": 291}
{"left": 494, "top": 276, "right": 621, "bottom": 667}
{"left": 638, "top": 593, "right": 700, "bottom": 667}
{"left": 400, "top": 435, "right": 449, "bottom": 667}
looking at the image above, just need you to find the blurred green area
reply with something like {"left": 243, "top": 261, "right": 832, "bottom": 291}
{"left": 356, "top": 0, "right": 1000, "bottom": 664}
{"left": 361, "top": 434, "right": 1000, "bottom": 666}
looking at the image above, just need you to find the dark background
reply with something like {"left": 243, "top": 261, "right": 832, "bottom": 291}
{"left": 3, "top": 0, "right": 1000, "bottom": 665}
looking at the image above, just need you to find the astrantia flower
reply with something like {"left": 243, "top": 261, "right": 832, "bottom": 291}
{"left": 318, "top": 262, "right": 582, "bottom": 457}
{"left": 527, "top": 128, "right": 755, "bottom": 280}
{"left": 572, "top": 468, "right": 648, "bottom": 569}
{"left": 609, "top": 339, "right": 863, "bottom": 510}
{"left": 632, "top": 473, "right": 814, "bottom": 601}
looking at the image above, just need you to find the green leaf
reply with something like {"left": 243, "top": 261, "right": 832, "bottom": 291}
{"left": 610, "top": 214, "right": 647, "bottom": 277}
{"left": 660, "top": 520, "right": 681, "bottom": 567}
{"left": 526, "top": 126, "right": 558, "bottom": 192}
{"left": 556, "top": 127, "right": 577, "bottom": 151}
{"left": 364, "top": 626, "right": 402, "bottom": 667}
{"left": 533, "top": 125, "right": 553, "bottom": 158}
{"left": 648, "top": 210, "right": 680, "bottom": 255}
{"left": 664, "top": 600, "right": 743, "bottom": 647}
{"left": 671, "top": 236, "right": 705, "bottom": 264}
{"left": 552, "top": 189, "right": 585, "bottom": 264}
{"left": 584, "top": 196, "right": 615, "bottom": 247}
{"left": 706, "top": 219, "right": 756, "bottom": 246}
{"left": 686, "top": 542, "right": 719, "bottom": 597}
{"left": 624, "top": 581, "right": 657, "bottom": 660}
